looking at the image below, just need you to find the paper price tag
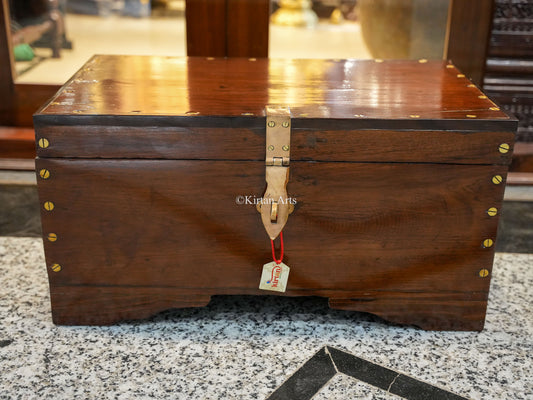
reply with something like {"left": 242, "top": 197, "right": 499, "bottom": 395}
{"left": 259, "top": 261, "right": 290, "bottom": 293}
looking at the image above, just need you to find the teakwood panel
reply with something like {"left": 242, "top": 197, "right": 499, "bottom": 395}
{"left": 36, "top": 158, "right": 507, "bottom": 330}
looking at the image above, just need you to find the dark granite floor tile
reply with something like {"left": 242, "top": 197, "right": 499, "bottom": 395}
{"left": 496, "top": 201, "right": 533, "bottom": 253}
{"left": 328, "top": 346, "right": 467, "bottom": 400}
{"left": 0, "top": 185, "right": 41, "bottom": 237}
{"left": 266, "top": 347, "right": 337, "bottom": 400}
{"left": 327, "top": 346, "right": 397, "bottom": 392}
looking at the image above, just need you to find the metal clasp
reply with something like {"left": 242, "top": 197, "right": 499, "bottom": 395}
{"left": 257, "top": 105, "right": 293, "bottom": 240}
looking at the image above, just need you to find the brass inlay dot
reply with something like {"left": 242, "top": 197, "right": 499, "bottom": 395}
{"left": 185, "top": 111, "right": 199, "bottom": 115}
{"left": 482, "top": 238, "right": 494, "bottom": 248}
{"left": 39, "top": 169, "right": 50, "bottom": 179}
{"left": 374, "top": 59, "right": 384, "bottom": 63}
{"left": 47, "top": 233, "right": 58, "bottom": 242}
{"left": 268, "top": 121, "right": 276, "bottom": 128}
{"left": 418, "top": 59, "right": 428, "bottom": 63}
{"left": 479, "top": 269, "right": 490, "bottom": 278}
{"left": 487, "top": 207, "right": 498, "bottom": 217}
{"left": 492, "top": 175, "right": 503, "bottom": 185}
{"left": 446, "top": 64, "right": 454, "bottom": 69}
{"left": 241, "top": 112, "right": 254, "bottom": 116}
{"left": 282, "top": 121, "right": 290, "bottom": 128}
{"left": 44, "top": 201, "right": 55, "bottom": 211}
{"left": 466, "top": 114, "right": 477, "bottom": 118}
{"left": 457, "top": 74, "right": 465, "bottom": 78}
{"left": 467, "top": 84, "right": 476, "bottom": 88}
{"left": 248, "top": 58, "right": 257, "bottom": 62}
{"left": 206, "top": 57, "right": 215, "bottom": 61}
{"left": 50, "top": 263, "right": 62, "bottom": 272}
{"left": 490, "top": 107, "right": 500, "bottom": 111}
{"left": 499, "top": 143, "right": 510, "bottom": 154}
{"left": 409, "top": 115, "right": 420, "bottom": 118}
{"left": 478, "top": 95, "right": 488, "bottom": 99}
{"left": 38, "top": 138, "right": 49, "bottom": 149}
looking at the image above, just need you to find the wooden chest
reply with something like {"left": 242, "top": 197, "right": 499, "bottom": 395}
{"left": 34, "top": 55, "right": 516, "bottom": 330}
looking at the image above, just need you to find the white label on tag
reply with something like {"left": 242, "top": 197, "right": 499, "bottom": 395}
{"left": 259, "top": 261, "right": 290, "bottom": 293}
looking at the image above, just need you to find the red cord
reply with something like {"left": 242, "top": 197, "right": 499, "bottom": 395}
{"left": 270, "top": 231, "right": 284, "bottom": 264}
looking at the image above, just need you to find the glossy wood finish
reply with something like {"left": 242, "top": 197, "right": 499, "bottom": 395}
{"left": 36, "top": 56, "right": 512, "bottom": 124}
{"left": 226, "top": 0, "right": 269, "bottom": 58}
{"left": 37, "top": 159, "right": 507, "bottom": 329}
{"left": 0, "top": 127, "right": 35, "bottom": 158}
{"left": 34, "top": 56, "right": 517, "bottom": 330}
{"left": 185, "top": 0, "right": 226, "bottom": 57}
{"left": 0, "top": 0, "right": 15, "bottom": 120}
{"left": 185, "top": 0, "right": 269, "bottom": 58}
{"left": 446, "top": 0, "right": 494, "bottom": 87}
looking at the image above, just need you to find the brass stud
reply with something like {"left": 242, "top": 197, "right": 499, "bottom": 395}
{"left": 268, "top": 121, "right": 276, "bottom": 128}
{"left": 418, "top": 59, "right": 428, "bottom": 63}
{"left": 354, "top": 114, "right": 365, "bottom": 118}
{"left": 44, "top": 201, "right": 55, "bottom": 211}
{"left": 457, "top": 74, "right": 465, "bottom": 78}
{"left": 492, "top": 175, "right": 503, "bottom": 185}
{"left": 498, "top": 143, "right": 510, "bottom": 154}
{"left": 47, "top": 233, "right": 58, "bottom": 242}
{"left": 38, "top": 138, "right": 49, "bottom": 149}
{"left": 50, "top": 263, "right": 62, "bottom": 272}
{"left": 268, "top": 145, "right": 275, "bottom": 151}
{"left": 206, "top": 57, "right": 215, "bottom": 61}
{"left": 248, "top": 58, "right": 257, "bottom": 62}
{"left": 479, "top": 268, "right": 490, "bottom": 278}
{"left": 482, "top": 238, "right": 494, "bottom": 248}
{"left": 282, "top": 145, "right": 289, "bottom": 151}
{"left": 282, "top": 121, "right": 290, "bottom": 128}
{"left": 490, "top": 107, "right": 500, "bottom": 111}
{"left": 446, "top": 64, "right": 454, "bottom": 69}
{"left": 39, "top": 169, "right": 51, "bottom": 179}
{"left": 410, "top": 115, "right": 420, "bottom": 118}
{"left": 487, "top": 207, "right": 498, "bottom": 217}
{"left": 185, "top": 111, "right": 199, "bottom": 115}
{"left": 478, "top": 95, "right": 488, "bottom": 99}
{"left": 374, "top": 59, "right": 384, "bottom": 63}
{"left": 466, "top": 114, "right": 477, "bottom": 118}
{"left": 241, "top": 112, "right": 254, "bottom": 116}
{"left": 467, "top": 84, "right": 476, "bottom": 88}
{"left": 299, "top": 113, "right": 309, "bottom": 117}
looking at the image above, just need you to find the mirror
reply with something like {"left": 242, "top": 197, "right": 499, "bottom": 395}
{"left": 269, "top": 0, "right": 450, "bottom": 60}
{"left": 10, "top": 0, "right": 186, "bottom": 85}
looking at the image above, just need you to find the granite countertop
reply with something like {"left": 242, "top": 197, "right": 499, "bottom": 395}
{"left": 0, "top": 237, "right": 531, "bottom": 399}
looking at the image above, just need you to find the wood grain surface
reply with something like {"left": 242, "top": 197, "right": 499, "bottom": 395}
{"left": 35, "top": 56, "right": 514, "bottom": 125}
{"left": 36, "top": 158, "right": 507, "bottom": 329}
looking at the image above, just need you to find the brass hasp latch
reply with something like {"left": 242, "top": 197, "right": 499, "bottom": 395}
{"left": 257, "top": 105, "right": 294, "bottom": 240}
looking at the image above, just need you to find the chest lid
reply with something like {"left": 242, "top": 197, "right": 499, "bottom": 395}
{"left": 34, "top": 55, "right": 516, "bottom": 165}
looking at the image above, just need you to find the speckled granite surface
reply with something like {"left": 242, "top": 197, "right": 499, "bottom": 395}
{"left": 0, "top": 237, "right": 531, "bottom": 399}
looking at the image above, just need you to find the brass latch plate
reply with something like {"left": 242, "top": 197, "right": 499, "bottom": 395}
{"left": 259, "top": 106, "right": 292, "bottom": 240}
